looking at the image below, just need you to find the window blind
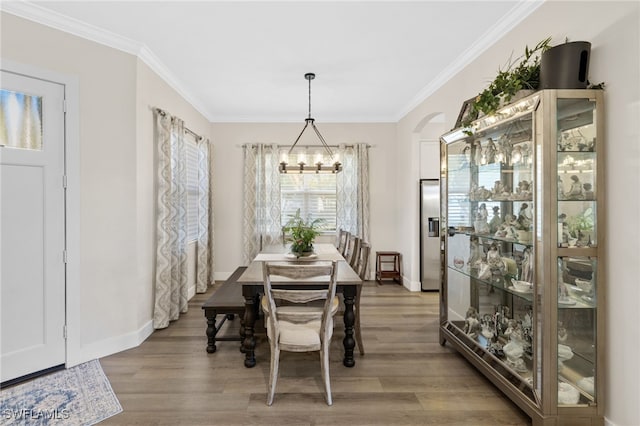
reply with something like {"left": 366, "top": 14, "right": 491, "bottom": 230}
{"left": 280, "top": 173, "right": 337, "bottom": 231}
{"left": 185, "top": 135, "right": 199, "bottom": 241}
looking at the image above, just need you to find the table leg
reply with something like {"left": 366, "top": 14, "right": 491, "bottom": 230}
{"left": 342, "top": 286, "right": 356, "bottom": 367}
{"left": 205, "top": 311, "right": 217, "bottom": 353}
{"left": 242, "top": 290, "right": 257, "bottom": 368}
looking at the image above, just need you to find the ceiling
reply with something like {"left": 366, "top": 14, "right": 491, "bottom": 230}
{"left": 5, "top": 1, "right": 542, "bottom": 122}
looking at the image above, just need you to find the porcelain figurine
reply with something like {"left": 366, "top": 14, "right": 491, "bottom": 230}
{"left": 558, "top": 321, "right": 568, "bottom": 343}
{"left": 485, "top": 138, "right": 496, "bottom": 163}
{"left": 517, "top": 203, "right": 532, "bottom": 230}
{"left": 489, "top": 206, "right": 502, "bottom": 234}
{"left": 473, "top": 203, "right": 490, "bottom": 234}
{"left": 504, "top": 340, "right": 527, "bottom": 372}
{"left": 467, "top": 237, "right": 482, "bottom": 268}
{"left": 486, "top": 242, "right": 505, "bottom": 276}
{"left": 464, "top": 307, "right": 481, "bottom": 338}
{"left": 567, "top": 175, "right": 584, "bottom": 200}
{"left": 583, "top": 183, "right": 594, "bottom": 200}
{"left": 491, "top": 180, "right": 504, "bottom": 199}
{"left": 473, "top": 140, "right": 483, "bottom": 166}
{"left": 495, "top": 214, "right": 518, "bottom": 240}
{"left": 520, "top": 247, "right": 534, "bottom": 283}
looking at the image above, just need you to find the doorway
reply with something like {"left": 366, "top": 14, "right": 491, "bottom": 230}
{"left": 1, "top": 70, "right": 67, "bottom": 383}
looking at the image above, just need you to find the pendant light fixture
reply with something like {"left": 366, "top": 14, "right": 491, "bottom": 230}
{"left": 279, "top": 73, "right": 342, "bottom": 174}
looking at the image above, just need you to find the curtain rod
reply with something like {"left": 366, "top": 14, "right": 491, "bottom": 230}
{"left": 154, "top": 107, "right": 203, "bottom": 141}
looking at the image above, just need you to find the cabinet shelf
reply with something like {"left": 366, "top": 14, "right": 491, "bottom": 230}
{"left": 448, "top": 266, "right": 534, "bottom": 301}
{"left": 451, "top": 229, "right": 534, "bottom": 248}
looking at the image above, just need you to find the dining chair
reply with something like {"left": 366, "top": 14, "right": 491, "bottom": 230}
{"left": 336, "top": 229, "right": 349, "bottom": 256}
{"left": 353, "top": 241, "right": 371, "bottom": 355}
{"left": 261, "top": 261, "right": 340, "bottom": 406}
{"left": 344, "top": 234, "right": 360, "bottom": 267}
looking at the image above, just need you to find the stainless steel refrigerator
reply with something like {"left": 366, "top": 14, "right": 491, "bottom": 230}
{"left": 420, "top": 179, "right": 441, "bottom": 291}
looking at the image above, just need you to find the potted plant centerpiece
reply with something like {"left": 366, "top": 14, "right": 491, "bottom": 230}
{"left": 283, "top": 209, "right": 325, "bottom": 257}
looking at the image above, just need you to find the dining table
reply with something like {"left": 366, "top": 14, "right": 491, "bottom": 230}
{"left": 236, "top": 243, "right": 363, "bottom": 368}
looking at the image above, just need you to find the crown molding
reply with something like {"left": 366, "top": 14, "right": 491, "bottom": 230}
{"left": 394, "top": 0, "right": 544, "bottom": 122}
{"left": 1, "top": 1, "right": 214, "bottom": 121}
{"left": 1, "top": 1, "right": 143, "bottom": 55}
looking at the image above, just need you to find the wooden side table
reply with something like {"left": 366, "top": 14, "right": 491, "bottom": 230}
{"left": 375, "top": 251, "right": 402, "bottom": 285}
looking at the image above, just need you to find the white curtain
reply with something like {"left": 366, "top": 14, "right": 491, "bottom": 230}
{"left": 196, "top": 138, "right": 214, "bottom": 293}
{"left": 336, "top": 143, "right": 370, "bottom": 242}
{"left": 153, "top": 110, "right": 214, "bottom": 328}
{"left": 153, "top": 111, "right": 188, "bottom": 329}
{"left": 242, "top": 144, "right": 282, "bottom": 264}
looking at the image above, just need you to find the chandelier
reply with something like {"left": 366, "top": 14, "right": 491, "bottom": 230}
{"left": 279, "top": 73, "right": 342, "bottom": 174}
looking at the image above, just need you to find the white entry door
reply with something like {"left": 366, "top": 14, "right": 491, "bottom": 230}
{"left": 1, "top": 70, "right": 66, "bottom": 382}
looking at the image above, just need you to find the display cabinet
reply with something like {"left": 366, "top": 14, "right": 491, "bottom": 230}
{"left": 439, "top": 90, "right": 604, "bottom": 425}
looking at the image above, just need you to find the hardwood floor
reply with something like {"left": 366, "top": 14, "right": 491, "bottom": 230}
{"left": 100, "top": 281, "right": 531, "bottom": 425}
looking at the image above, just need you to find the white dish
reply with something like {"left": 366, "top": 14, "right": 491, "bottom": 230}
{"left": 558, "top": 382, "right": 580, "bottom": 405}
{"left": 577, "top": 376, "right": 595, "bottom": 394}
{"left": 512, "top": 280, "right": 533, "bottom": 292}
{"left": 509, "top": 285, "right": 533, "bottom": 294}
{"left": 558, "top": 297, "right": 576, "bottom": 306}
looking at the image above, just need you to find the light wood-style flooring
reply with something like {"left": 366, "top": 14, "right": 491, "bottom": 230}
{"left": 100, "top": 280, "right": 531, "bottom": 425}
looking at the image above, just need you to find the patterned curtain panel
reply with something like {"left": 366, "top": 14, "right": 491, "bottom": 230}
{"left": 196, "top": 138, "right": 214, "bottom": 293}
{"left": 337, "top": 143, "right": 370, "bottom": 240}
{"left": 153, "top": 111, "right": 189, "bottom": 329}
{"left": 337, "top": 144, "right": 371, "bottom": 276}
{"left": 242, "top": 144, "right": 282, "bottom": 264}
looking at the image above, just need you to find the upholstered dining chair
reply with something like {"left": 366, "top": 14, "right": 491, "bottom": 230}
{"left": 353, "top": 242, "right": 371, "bottom": 355}
{"left": 261, "top": 261, "right": 340, "bottom": 406}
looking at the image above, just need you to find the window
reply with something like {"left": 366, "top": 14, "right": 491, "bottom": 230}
{"left": 185, "top": 134, "right": 199, "bottom": 241}
{"left": 448, "top": 154, "right": 500, "bottom": 227}
{"left": 280, "top": 173, "right": 337, "bottom": 232}
{"left": 0, "top": 89, "right": 43, "bottom": 150}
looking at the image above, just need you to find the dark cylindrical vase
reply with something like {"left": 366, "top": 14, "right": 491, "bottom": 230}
{"left": 540, "top": 41, "right": 591, "bottom": 89}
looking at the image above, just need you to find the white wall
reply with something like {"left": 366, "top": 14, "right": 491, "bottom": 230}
{"left": 210, "top": 122, "right": 397, "bottom": 279}
{"left": 1, "top": 12, "right": 212, "bottom": 362}
{"left": 397, "top": 2, "right": 640, "bottom": 425}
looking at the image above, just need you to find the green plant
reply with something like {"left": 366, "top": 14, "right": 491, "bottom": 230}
{"left": 283, "top": 209, "right": 325, "bottom": 255}
{"left": 566, "top": 207, "right": 594, "bottom": 239}
{"left": 462, "top": 37, "right": 552, "bottom": 128}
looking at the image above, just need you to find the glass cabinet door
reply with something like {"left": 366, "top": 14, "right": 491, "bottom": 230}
{"left": 556, "top": 97, "right": 598, "bottom": 407}
{"left": 557, "top": 98, "right": 597, "bottom": 248}
{"left": 443, "top": 100, "right": 538, "bottom": 403}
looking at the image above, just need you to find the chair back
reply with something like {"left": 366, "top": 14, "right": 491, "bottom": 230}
{"left": 345, "top": 235, "right": 361, "bottom": 268}
{"left": 355, "top": 241, "right": 371, "bottom": 280}
{"left": 262, "top": 261, "right": 339, "bottom": 347}
{"left": 337, "top": 229, "right": 350, "bottom": 256}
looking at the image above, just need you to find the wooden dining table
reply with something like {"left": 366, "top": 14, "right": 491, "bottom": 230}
{"left": 236, "top": 243, "right": 363, "bottom": 368}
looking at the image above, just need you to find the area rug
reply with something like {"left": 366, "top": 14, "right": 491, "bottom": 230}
{"left": 0, "top": 359, "right": 122, "bottom": 425}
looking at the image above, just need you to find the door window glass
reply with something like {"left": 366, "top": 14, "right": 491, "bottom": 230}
{"left": 0, "top": 89, "right": 43, "bottom": 150}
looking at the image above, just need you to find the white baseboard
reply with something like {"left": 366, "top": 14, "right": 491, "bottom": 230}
{"left": 68, "top": 320, "right": 154, "bottom": 367}
{"left": 214, "top": 271, "right": 236, "bottom": 282}
{"left": 403, "top": 276, "right": 422, "bottom": 292}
